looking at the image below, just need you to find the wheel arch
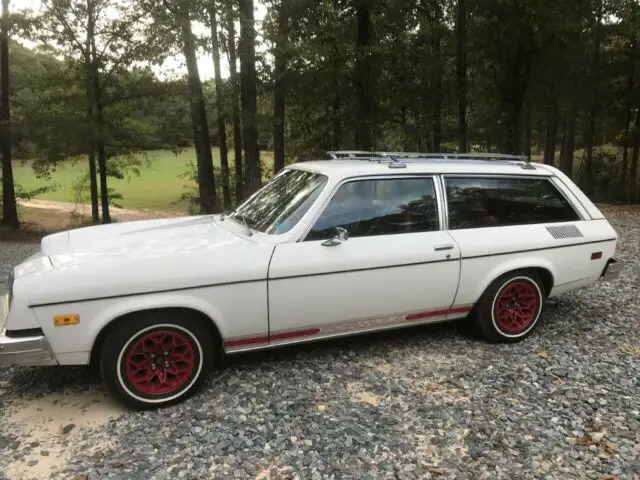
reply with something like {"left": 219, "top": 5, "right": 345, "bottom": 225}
{"left": 469, "top": 258, "right": 556, "bottom": 306}
{"left": 89, "top": 306, "right": 223, "bottom": 369}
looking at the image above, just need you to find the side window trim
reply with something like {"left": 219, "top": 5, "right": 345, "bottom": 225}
{"left": 436, "top": 174, "right": 449, "bottom": 230}
{"left": 297, "top": 174, "right": 443, "bottom": 242}
{"left": 441, "top": 174, "right": 582, "bottom": 230}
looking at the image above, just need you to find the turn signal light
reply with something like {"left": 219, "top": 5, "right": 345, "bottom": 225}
{"left": 53, "top": 314, "right": 80, "bottom": 326}
{"left": 591, "top": 252, "right": 603, "bottom": 260}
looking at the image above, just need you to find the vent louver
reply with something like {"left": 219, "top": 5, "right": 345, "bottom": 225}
{"left": 546, "top": 224, "right": 584, "bottom": 239}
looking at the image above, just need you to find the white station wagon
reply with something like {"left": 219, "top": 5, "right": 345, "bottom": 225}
{"left": 0, "top": 151, "right": 622, "bottom": 408}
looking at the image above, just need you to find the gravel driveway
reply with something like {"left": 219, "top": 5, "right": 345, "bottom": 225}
{"left": 1, "top": 206, "right": 639, "bottom": 480}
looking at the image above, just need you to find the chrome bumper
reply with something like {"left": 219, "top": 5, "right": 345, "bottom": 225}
{"left": 0, "top": 290, "right": 57, "bottom": 366}
{"left": 601, "top": 258, "right": 623, "bottom": 282}
{"left": 0, "top": 331, "right": 57, "bottom": 366}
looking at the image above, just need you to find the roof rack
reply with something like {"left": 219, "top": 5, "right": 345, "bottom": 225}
{"left": 326, "top": 150, "right": 535, "bottom": 170}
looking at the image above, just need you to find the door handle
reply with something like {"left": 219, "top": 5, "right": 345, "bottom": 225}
{"left": 434, "top": 244, "right": 454, "bottom": 251}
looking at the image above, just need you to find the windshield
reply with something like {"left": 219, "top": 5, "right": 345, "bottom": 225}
{"left": 229, "top": 168, "right": 328, "bottom": 235}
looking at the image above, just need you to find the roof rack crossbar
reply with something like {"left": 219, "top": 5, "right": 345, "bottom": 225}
{"left": 325, "top": 150, "right": 534, "bottom": 169}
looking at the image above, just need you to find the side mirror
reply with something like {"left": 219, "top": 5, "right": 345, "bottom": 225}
{"left": 321, "top": 226, "right": 348, "bottom": 246}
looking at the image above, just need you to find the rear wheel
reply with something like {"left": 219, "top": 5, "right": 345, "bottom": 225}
{"left": 100, "top": 311, "right": 213, "bottom": 409}
{"left": 471, "top": 270, "right": 544, "bottom": 343}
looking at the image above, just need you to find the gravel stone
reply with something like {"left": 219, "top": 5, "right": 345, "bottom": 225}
{"left": 1, "top": 206, "right": 639, "bottom": 479}
{"left": 62, "top": 424, "right": 76, "bottom": 435}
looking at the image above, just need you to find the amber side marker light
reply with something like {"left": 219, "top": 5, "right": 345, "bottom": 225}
{"left": 54, "top": 314, "right": 80, "bottom": 326}
{"left": 591, "top": 252, "right": 603, "bottom": 260}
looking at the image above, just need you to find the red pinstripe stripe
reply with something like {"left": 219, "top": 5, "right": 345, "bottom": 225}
{"left": 404, "top": 306, "right": 472, "bottom": 321}
{"left": 223, "top": 335, "right": 269, "bottom": 348}
{"left": 223, "top": 306, "right": 472, "bottom": 348}
{"left": 271, "top": 327, "right": 321, "bottom": 341}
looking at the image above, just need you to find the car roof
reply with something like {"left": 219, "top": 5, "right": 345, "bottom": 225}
{"left": 288, "top": 157, "right": 553, "bottom": 178}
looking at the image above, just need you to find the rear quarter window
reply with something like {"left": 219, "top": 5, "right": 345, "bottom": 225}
{"left": 445, "top": 176, "right": 581, "bottom": 229}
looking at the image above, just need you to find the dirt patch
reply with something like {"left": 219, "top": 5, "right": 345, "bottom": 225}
{"left": 18, "top": 199, "right": 177, "bottom": 222}
{"left": 1, "top": 390, "right": 125, "bottom": 479}
{"left": 346, "top": 381, "right": 384, "bottom": 406}
{"left": 0, "top": 200, "right": 186, "bottom": 241}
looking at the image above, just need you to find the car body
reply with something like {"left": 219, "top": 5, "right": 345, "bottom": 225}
{"left": 0, "top": 151, "right": 623, "bottom": 408}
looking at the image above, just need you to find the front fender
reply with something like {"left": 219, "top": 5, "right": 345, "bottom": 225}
{"left": 33, "top": 280, "right": 268, "bottom": 365}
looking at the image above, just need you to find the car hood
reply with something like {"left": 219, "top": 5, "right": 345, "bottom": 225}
{"left": 41, "top": 215, "right": 248, "bottom": 268}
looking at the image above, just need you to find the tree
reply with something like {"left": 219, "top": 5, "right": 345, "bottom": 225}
{"left": 0, "top": 0, "right": 17, "bottom": 227}
{"left": 224, "top": 3, "right": 244, "bottom": 204}
{"left": 583, "top": 0, "right": 605, "bottom": 197}
{"left": 353, "top": 0, "right": 374, "bottom": 150}
{"left": 238, "top": 0, "right": 261, "bottom": 194}
{"left": 207, "top": 0, "right": 231, "bottom": 208}
{"left": 272, "top": 0, "right": 288, "bottom": 173}
{"left": 153, "top": 0, "right": 218, "bottom": 213}
{"left": 455, "top": 0, "right": 468, "bottom": 152}
{"left": 30, "top": 0, "right": 162, "bottom": 222}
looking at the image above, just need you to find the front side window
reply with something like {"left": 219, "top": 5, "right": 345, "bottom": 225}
{"left": 305, "top": 177, "right": 439, "bottom": 241}
{"left": 445, "top": 176, "right": 580, "bottom": 230}
{"left": 230, "top": 168, "right": 328, "bottom": 234}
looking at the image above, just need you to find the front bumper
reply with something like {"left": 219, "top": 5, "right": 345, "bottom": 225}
{"left": 1, "top": 290, "right": 57, "bottom": 366}
{"left": 0, "top": 330, "right": 57, "bottom": 366}
{"left": 601, "top": 258, "right": 623, "bottom": 282}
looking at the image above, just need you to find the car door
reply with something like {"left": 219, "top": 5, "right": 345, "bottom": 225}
{"left": 267, "top": 175, "right": 464, "bottom": 344}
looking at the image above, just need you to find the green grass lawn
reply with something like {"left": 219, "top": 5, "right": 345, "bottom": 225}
{"left": 13, "top": 148, "right": 274, "bottom": 212}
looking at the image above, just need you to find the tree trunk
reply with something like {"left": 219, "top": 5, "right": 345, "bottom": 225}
{"left": 87, "top": 146, "right": 99, "bottom": 221}
{"left": 418, "top": 6, "right": 430, "bottom": 150}
{"left": 331, "top": 43, "right": 342, "bottom": 149}
{"left": 621, "top": 40, "right": 635, "bottom": 198}
{"left": 584, "top": 0, "right": 603, "bottom": 197}
{"left": 524, "top": 101, "right": 532, "bottom": 158}
{"left": 431, "top": 0, "right": 443, "bottom": 151}
{"left": 90, "top": 28, "right": 110, "bottom": 224}
{"left": 560, "top": 102, "right": 577, "bottom": 178}
{"left": 455, "top": 0, "right": 467, "bottom": 152}
{"left": 96, "top": 131, "right": 110, "bottom": 223}
{"left": 354, "top": 0, "right": 373, "bottom": 150}
{"left": 182, "top": 7, "right": 217, "bottom": 213}
{"left": 497, "top": 25, "right": 534, "bottom": 155}
{"left": 559, "top": 109, "right": 566, "bottom": 167}
{"left": 85, "top": 0, "right": 99, "bottom": 224}
{"left": 239, "top": 0, "right": 261, "bottom": 195}
{"left": 630, "top": 108, "right": 640, "bottom": 203}
{"left": 225, "top": 7, "right": 243, "bottom": 205}
{"left": 208, "top": 1, "right": 230, "bottom": 208}
{"left": 0, "top": 0, "right": 17, "bottom": 227}
{"left": 273, "top": 1, "right": 288, "bottom": 173}
{"left": 543, "top": 99, "right": 558, "bottom": 165}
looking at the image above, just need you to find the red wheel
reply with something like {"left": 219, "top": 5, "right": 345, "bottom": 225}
{"left": 100, "top": 312, "right": 214, "bottom": 409}
{"left": 123, "top": 329, "right": 197, "bottom": 397}
{"left": 491, "top": 279, "right": 541, "bottom": 336}
{"left": 471, "top": 271, "right": 545, "bottom": 343}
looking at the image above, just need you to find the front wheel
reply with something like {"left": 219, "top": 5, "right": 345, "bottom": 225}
{"left": 100, "top": 312, "right": 213, "bottom": 409}
{"left": 471, "top": 271, "right": 545, "bottom": 343}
